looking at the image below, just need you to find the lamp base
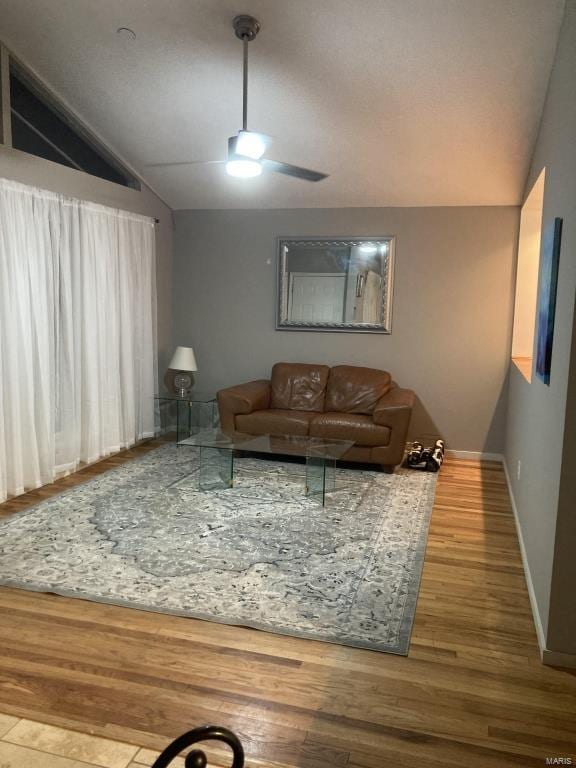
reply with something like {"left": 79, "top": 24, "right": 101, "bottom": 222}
{"left": 173, "top": 372, "right": 192, "bottom": 397}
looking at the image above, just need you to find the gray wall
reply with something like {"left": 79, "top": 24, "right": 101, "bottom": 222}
{"left": 505, "top": 0, "right": 576, "bottom": 656}
{"left": 173, "top": 206, "right": 519, "bottom": 453}
{"left": 0, "top": 145, "right": 173, "bottom": 376}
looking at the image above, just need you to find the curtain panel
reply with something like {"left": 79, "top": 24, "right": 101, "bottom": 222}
{"left": 0, "top": 178, "right": 157, "bottom": 502}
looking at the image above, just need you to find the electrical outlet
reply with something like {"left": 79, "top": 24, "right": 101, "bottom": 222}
{"left": 517, "top": 459, "right": 522, "bottom": 481}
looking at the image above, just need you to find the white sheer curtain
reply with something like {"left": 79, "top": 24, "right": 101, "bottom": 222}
{"left": 0, "top": 178, "right": 157, "bottom": 502}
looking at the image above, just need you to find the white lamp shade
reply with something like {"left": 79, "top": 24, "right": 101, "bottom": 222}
{"left": 168, "top": 346, "right": 197, "bottom": 371}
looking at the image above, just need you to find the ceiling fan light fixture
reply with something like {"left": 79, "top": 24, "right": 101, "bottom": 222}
{"left": 225, "top": 159, "right": 262, "bottom": 178}
{"left": 234, "top": 131, "right": 267, "bottom": 160}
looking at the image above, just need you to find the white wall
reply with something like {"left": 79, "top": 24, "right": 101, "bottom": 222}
{"left": 173, "top": 206, "right": 518, "bottom": 453}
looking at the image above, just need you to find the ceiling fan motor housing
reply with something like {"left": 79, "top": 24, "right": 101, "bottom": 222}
{"left": 228, "top": 135, "right": 241, "bottom": 160}
{"left": 233, "top": 15, "right": 261, "bottom": 41}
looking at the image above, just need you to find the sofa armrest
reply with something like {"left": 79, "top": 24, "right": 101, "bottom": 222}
{"left": 217, "top": 380, "right": 271, "bottom": 432}
{"left": 373, "top": 386, "right": 415, "bottom": 429}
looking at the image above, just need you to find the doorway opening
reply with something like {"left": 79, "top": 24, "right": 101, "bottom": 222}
{"left": 511, "top": 168, "right": 546, "bottom": 382}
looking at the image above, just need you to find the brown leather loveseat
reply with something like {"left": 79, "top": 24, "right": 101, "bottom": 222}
{"left": 217, "top": 363, "right": 415, "bottom": 470}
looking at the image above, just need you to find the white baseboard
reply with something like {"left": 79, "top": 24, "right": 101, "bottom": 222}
{"left": 502, "top": 458, "right": 548, "bottom": 657}
{"left": 445, "top": 449, "right": 503, "bottom": 461}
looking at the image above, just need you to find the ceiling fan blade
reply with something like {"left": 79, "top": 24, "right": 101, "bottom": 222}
{"left": 261, "top": 159, "right": 328, "bottom": 182}
{"left": 144, "top": 160, "right": 224, "bottom": 169}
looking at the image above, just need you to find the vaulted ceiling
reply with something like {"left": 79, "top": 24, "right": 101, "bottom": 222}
{"left": 0, "top": 0, "right": 565, "bottom": 209}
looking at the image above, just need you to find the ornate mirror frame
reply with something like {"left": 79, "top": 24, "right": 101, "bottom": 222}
{"left": 276, "top": 236, "right": 395, "bottom": 333}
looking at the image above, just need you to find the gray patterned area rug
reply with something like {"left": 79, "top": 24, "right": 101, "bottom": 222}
{"left": 0, "top": 445, "right": 437, "bottom": 654}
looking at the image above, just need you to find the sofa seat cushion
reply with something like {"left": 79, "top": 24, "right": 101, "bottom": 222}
{"left": 270, "top": 362, "right": 330, "bottom": 411}
{"left": 235, "top": 409, "right": 315, "bottom": 437}
{"left": 310, "top": 412, "right": 391, "bottom": 447}
{"left": 325, "top": 365, "right": 391, "bottom": 414}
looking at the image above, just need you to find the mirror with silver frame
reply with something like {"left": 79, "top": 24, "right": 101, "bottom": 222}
{"left": 276, "top": 237, "right": 394, "bottom": 333}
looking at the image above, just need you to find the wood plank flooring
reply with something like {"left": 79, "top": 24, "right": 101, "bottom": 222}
{"left": 0, "top": 442, "right": 575, "bottom": 767}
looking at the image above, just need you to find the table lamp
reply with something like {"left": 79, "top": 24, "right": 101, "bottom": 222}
{"left": 168, "top": 346, "right": 197, "bottom": 397}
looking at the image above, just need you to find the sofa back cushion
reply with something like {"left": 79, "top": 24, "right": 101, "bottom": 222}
{"left": 270, "top": 362, "right": 330, "bottom": 412}
{"left": 325, "top": 365, "right": 391, "bottom": 414}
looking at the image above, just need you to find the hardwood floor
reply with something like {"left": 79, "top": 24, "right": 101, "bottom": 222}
{"left": 0, "top": 443, "right": 575, "bottom": 767}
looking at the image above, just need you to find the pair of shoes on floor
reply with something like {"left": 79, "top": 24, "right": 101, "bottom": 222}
{"left": 406, "top": 439, "right": 445, "bottom": 472}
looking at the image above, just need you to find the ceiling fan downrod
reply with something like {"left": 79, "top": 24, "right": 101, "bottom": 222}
{"left": 233, "top": 15, "right": 261, "bottom": 131}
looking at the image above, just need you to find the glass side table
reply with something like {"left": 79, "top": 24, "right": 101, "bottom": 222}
{"left": 154, "top": 392, "right": 218, "bottom": 442}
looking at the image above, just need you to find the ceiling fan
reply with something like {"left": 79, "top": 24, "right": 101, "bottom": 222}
{"left": 145, "top": 15, "right": 328, "bottom": 182}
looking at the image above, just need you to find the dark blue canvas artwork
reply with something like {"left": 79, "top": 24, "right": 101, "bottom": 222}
{"left": 536, "top": 217, "right": 562, "bottom": 385}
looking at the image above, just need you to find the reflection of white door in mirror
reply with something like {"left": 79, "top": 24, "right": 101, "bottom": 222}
{"left": 289, "top": 273, "right": 345, "bottom": 322}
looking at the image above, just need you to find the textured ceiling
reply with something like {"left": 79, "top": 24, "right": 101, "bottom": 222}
{"left": 0, "top": 0, "right": 565, "bottom": 209}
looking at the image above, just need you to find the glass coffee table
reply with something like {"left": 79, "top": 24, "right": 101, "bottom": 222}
{"left": 178, "top": 430, "right": 354, "bottom": 506}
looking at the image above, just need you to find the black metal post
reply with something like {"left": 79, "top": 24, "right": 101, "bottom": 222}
{"left": 242, "top": 39, "right": 248, "bottom": 131}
